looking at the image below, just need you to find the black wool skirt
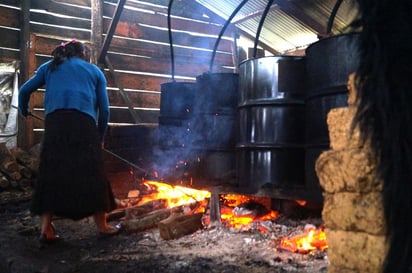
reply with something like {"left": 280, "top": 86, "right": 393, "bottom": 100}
{"left": 31, "top": 110, "right": 116, "bottom": 220}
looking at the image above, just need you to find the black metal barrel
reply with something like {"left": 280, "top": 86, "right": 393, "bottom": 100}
{"left": 156, "top": 81, "right": 197, "bottom": 182}
{"left": 236, "top": 56, "right": 306, "bottom": 195}
{"left": 158, "top": 82, "right": 196, "bottom": 148}
{"left": 189, "top": 73, "right": 239, "bottom": 185}
{"left": 305, "top": 33, "right": 360, "bottom": 190}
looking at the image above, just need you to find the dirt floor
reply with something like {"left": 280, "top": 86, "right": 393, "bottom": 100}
{"left": 0, "top": 172, "right": 329, "bottom": 273}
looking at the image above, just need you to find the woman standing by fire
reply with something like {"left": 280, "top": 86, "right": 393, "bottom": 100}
{"left": 350, "top": 0, "right": 412, "bottom": 272}
{"left": 19, "top": 40, "right": 119, "bottom": 243}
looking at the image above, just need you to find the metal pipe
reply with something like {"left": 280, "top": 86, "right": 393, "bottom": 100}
{"left": 253, "top": 0, "right": 275, "bottom": 58}
{"left": 167, "top": 0, "right": 175, "bottom": 81}
{"left": 102, "top": 147, "right": 148, "bottom": 173}
{"left": 209, "top": 0, "right": 249, "bottom": 72}
{"left": 326, "top": 0, "right": 344, "bottom": 35}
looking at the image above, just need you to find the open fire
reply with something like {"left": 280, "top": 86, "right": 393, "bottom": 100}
{"left": 138, "top": 181, "right": 210, "bottom": 213}
{"left": 115, "top": 179, "right": 327, "bottom": 254}
{"left": 279, "top": 225, "right": 328, "bottom": 254}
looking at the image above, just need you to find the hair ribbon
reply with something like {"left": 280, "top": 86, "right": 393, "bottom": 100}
{"left": 60, "top": 39, "right": 77, "bottom": 47}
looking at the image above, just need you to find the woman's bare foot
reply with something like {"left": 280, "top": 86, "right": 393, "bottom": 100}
{"left": 94, "top": 211, "right": 121, "bottom": 238}
{"left": 39, "top": 212, "right": 59, "bottom": 240}
{"left": 97, "top": 224, "right": 121, "bottom": 239}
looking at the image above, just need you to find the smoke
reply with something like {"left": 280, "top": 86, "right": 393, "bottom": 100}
{"left": 151, "top": 74, "right": 239, "bottom": 184}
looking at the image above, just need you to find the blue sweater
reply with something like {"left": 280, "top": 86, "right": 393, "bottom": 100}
{"left": 19, "top": 57, "right": 109, "bottom": 140}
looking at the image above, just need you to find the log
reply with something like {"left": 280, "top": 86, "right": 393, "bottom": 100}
{"left": 121, "top": 208, "right": 171, "bottom": 233}
{"left": 0, "top": 143, "right": 19, "bottom": 172}
{"left": 17, "top": 178, "right": 32, "bottom": 188}
{"left": 18, "top": 165, "right": 32, "bottom": 179}
{"left": 0, "top": 172, "right": 10, "bottom": 189}
{"left": 2, "top": 169, "right": 22, "bottom": 182}
{"left": 9, "top": 146, "right": 39, "bottom": 175}
{"left": 107, "top": 199, "right": 168, "bottom": 222}
{"left": 125, "top": 199, "right": 168, "bottom": 219}
{"left": 107, "top": 209, "right": 126, "bottom": 222}
{"left": 158, "top": 213, "right": 204, "bottom": 240}
{"left": 29, "top": 143, "right": 41, "bottom": 158}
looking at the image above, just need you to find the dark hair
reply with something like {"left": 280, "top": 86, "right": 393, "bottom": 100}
{"left": 49, "top": 40, "right": 90, "bottom": 71}
{"left": 350, "top": 1, "right": 412, "bottom": 273}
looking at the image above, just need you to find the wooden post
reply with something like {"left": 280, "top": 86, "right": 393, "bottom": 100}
{"left": 26, "top": 34, "right": 37, "bottom": 149}
{"left": 98, "top": 0, "right": 126, "bottom": 64}
{"left": 90, "top": 0, "right": 103, "bottom": 64}
{"left": 231, "top": 32, "right": 239, "bottom": 73}
{"left": 93, "top": 0, "right": 140, "bottom": 123}
{"left": 19, "top": 0, "right": 30, "bottom": 83}
{"left": 17, "top": 0, "right": 31, "bottom": 149}
{"left": 209, "top": 190, "right": 221, "bottom": 226}
{"left": 104, "top": 56, "right": 141, "bottom": 123}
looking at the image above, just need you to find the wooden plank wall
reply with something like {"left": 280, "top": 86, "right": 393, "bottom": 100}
{"left": 0, "top": 0, "right": 236, "bottom": 148}
{"left": 0, "top": 0, "right": 20, "bottom": 62}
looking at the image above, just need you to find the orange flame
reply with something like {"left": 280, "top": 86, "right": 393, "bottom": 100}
{"left": 220, "top": 194, "right": 278, "bottom": 229}
{"left": 279, "top": 228, "right": 328, "bottom": 253}
{"left": 138, "top": 181, "right": 211, "bottom": 211}
{"left": 221, "top": 209, "right": 278, "bottom": 229}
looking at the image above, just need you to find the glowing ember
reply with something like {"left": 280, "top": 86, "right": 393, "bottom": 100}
{"left": 138, "top": 181, "right": 211, "bottom": 211}
{"left": 221, "top": 208, "right": 278, "bottom": 229}
{"left": 279, "top": 227, "right": 328, "bottom": 253}
{"left": 220, "top": 194, "right": 278, "bottom": 229}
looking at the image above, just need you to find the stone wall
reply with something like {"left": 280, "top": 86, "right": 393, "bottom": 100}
{"left": 315, "top": 74, "right": 387, "bottom": 273}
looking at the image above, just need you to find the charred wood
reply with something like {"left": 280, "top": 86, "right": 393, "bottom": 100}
{"left": 121, "top": 208, "right": 171, "bottom": 233}
{"left": 107, "top": 199, "right": 168, "bottom": 221}
{"left": 0, "top": 143, "right": 19, "bottom": 172}
{"left": 125, "top": 199, "right": 168, "bottom": 219}
{"left": 158, "top": 213, "right": 204, "bottom": 240}
{"left": 9, "top": 146, "right": 39, "bottom": 176}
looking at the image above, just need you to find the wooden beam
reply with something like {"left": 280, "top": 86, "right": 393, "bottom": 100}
{"left": 17, "top": 0, "right": 31, "bottom": 149}
{"left": 98, "top": 0, "right": 126, "bottom": 64}
{"left": 104, "top": 56, "right": 142, "bottom": 124}
{"left": 209, "top": 190, "right": 222, "bottom": 226}
{"left": 91, "top": 0, "right": 103, "bottom": 64}
{"left": 237, "top": 29, "right": 280, "bottom": 55}
{"left": 31, "top": 0, "right": 91, "bottom": 20}
{"left": 276, "top": 0, "right": 327, "bottom": 36}
{"left": 19, "top": 0, "right": 30, "bottom": 83}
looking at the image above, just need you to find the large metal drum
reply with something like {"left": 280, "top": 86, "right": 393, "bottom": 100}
{"left": 156, "top": 81, "right": 197, "bottom": 182}
{"left": 305, "top": 33, "right": 360, "bottom": 190}
{"left": 238, "top": 55, "right": 306, "bottom": 104}
{"left": 236, "top": 56, "right": 306, "bottom": 195}
{"left": 189, "top": 73, "right": 239, "bottom": 185}
{"left": 158, "top": 81, "right": 196, "bottom": 148}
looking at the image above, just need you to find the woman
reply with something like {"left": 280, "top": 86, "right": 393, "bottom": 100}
{"left": 350, "top": 1, "right": 412, "bottom": 272}
{"left": 19, "top": 39, "right": 119, "bottom": 243}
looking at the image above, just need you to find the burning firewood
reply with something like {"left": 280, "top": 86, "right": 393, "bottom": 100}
{"left": 120, "top": 199, "right": 206, "bottom": 234}
{"left": 233, "top": 200, "right": 269, "bottom": 218}
{"left": 121, "top": 208, "right": 171, "bottom": 233}
{"left": 107, "top": 199, "right": 168, "bottom": 222}
{"left": 125, "top": 199, "right": 168, "bottom": 219}
{"left": 278, "top": 225, "right": 327, "bottom": 254}
{"left": 158, "top": 213, "right": 204, "bottom": 240}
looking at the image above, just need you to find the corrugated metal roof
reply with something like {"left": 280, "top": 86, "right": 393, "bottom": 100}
{"left": 196, "top": 0, "right": 357, "bottom": 53}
